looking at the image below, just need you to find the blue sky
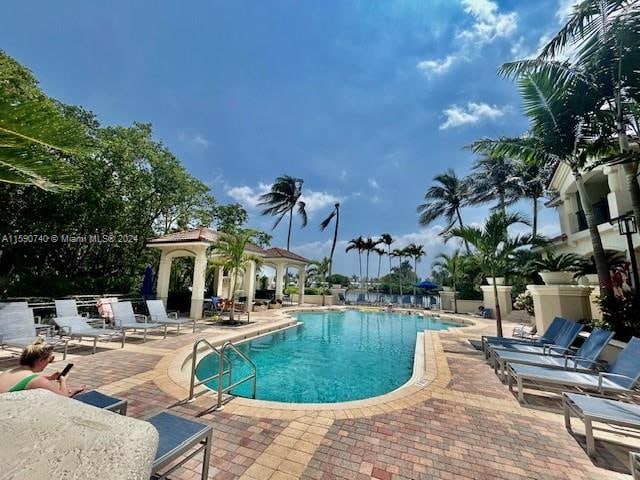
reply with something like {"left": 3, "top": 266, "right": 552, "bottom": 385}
{"left": 3, "top": 0, "right": 577, "bottom": 278}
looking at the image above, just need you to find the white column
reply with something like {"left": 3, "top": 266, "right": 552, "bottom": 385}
{"left": 480, "top": 285, "right": 513, "bottom": 319}
{"left": 275, "top": 263, "right": 284, "bottom": 300}
{"left": 245, "top": 261, "right": 256, "bottom": 311}
{"left": 215, "top": 266, "right": 224, "bottom": 297}
{"left": 527, "top": 285, "right": 592, "bottom": 333}
{"left": 190, "top": 251, "right": 208, "bottom": 320}
{"left": 156, "top": 251, "right": 172, "bottom": 306}
{"left": 298, "top": 268, "right": 306, "bottom": 305}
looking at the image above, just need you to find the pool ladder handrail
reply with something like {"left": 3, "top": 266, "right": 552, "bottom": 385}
{"left": 188, "top": 338, "right": 257, "bottom": 410}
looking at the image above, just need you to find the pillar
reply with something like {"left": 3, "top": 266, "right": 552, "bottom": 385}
{"left": 275, "top": 263, "right": 284, "bottom": 300}
{"left": 245, "top": 261, "right": 256, "bottom": 310}
{"left": 439, "top": 290, "right": 458, "bottom": 312}
{"left": 527, "top": 285, "right": 592, "bottom": 333}
{"left": 215, "top": 266, "right": 224, "bottom": 297}
{"left": 604, "top": 165, "right": 632, "bottom": 219}
{"left": 190, "top": 251, "right": 208, "bottom": 320}
{"left": 589, "top": 286, "right": 603, "bottom": 322}
{"left": 480, "top": 285, "right": 513, "bottom": 319}
{"left": 157, "top": 251, "right": 171, "bottom": 306}
{"left": 298, "top": 268, "right": 306, "bottom": 305}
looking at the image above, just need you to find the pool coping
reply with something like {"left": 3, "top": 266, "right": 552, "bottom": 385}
{"left": 153, "top": 306, "right": 476, "bottom": 418}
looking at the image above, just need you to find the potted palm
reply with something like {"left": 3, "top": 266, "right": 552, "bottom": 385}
{"left": 532, "top": 252, "right": 582, "bottom": 285}
{"left": 574, "top": 252, "right": 627, "bottom": 285}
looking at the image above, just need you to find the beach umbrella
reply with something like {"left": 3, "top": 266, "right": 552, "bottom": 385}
{"left": 414, "top": 280, "right": 438, "bottom": 290}
{"left": 141, "top": 265, "right": 154, "bottom": 298}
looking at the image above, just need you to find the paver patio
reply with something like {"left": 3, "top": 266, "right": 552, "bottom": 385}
{"left": 0, "top": 307, "right": 636, "bottom": 479}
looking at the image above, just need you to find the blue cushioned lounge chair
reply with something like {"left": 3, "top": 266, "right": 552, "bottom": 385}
{"left": 563, "top": 393, "right": 640, "bottom": 458}
{"left": 488, "top": 321, "right": 583, "bottom": 368}
{"left": 492, "top": 328, "right": 614, "bottom": 380}
{"left": 507, "top": 336, "right": 640, "bottom": 402}
{"left": 481, "top": 317, "right": 568, "bottom": 356}
{"left": 75, "top": 390, "right": 128, "bottom": 415}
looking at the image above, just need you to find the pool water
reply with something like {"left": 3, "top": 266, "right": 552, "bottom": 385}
{"left": 195, "top": 310, "right": 461, "bottom": 403}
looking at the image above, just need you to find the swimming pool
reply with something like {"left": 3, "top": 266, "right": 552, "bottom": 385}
{"left": 195, "top": 310, "right": 461, "bottom": 403}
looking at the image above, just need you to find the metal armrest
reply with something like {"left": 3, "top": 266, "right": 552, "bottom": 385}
{"left": 58, "top": 325, "right": 72, "bottom": 336}
{"left": 598, "top": 372, "right": 635, "bottom": 391}
{"left": 544, "top": 344, "right": 575, "bottom": 356}
{"left": 134, "top": 313, "right": 147, "bottom": 324}
{"left": 81, "top": 312, "right": 91, "bottom": 318}
{"left": 563, "top": 356, "right": 605, "bottom": 370}
{"left": 168, "top": 311, "right": 179, "bottom": 319}
{"left": 35, "top": 324, "right": 53, "bottom": 337}
{"left": 86, "top": 318, "right": 105, "bottom": 329}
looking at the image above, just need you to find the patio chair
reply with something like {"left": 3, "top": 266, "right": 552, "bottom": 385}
{"left": 146, "top": 299, "right": 195, "bottom": 335}
{"left": 492, "top": 328, "right": 614, "bottom": 380}
{"left": 487, "top": 320, "right": 583, "bottom": 368}
{"left": 507, "top": 336, "right": 640, "bottom": 403}
{"left": 482, "top": 317, "right": 568, "bottom": 354}
{"left": 111, "top": 301, "right": 165, "bottom": 342}
{"left": 631, "top": 451, "right": 640, "bottom": 480}
{"left": 563, "top": 393, "right": 640, "bottom": 458}
{"left": 149, "top": 412, "right": 213, "bottom": 480}
{"left": 356, "top": 293, "right": 366, "bottom": 304}
{"left": 75, "top": 390, "right": 128, "bottom": 415}
{"left": 52, "top": 316, "right": 123, "bottom": 352}
{"left": 0, "top": 304, "right": 68, "bottom": 359}
{"left": 401, "top": 295, "right": 412, "bottom": 306}
{"left": 337, "top": 293, "right": 346, "bottom": 305}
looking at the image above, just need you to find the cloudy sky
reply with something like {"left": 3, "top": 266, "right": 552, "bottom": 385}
{"left": 3, "top": 0, "right": 577, "bottom": 278}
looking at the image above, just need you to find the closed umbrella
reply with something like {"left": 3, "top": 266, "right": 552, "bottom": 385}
{"left": 141, "top": 265, "right": 154, "bottom": 299}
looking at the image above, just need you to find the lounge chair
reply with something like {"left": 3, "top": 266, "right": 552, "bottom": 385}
{"left": 512, "top": 323, "right": 537, "bottom": 339}
{"left": 631, "top": 451, "right": 640, "bottom": 480}
{"left": 563, "top": 393, "right": 640, "bottom": 458}
{"left": 149, "top": 412, "right": 213, "bottom": 480}
{"left": 401, "top": 295, "right": 412, "bottom": 306}
{"left": 75, "top": 390, "right": 128, "bottom": 415}
{"left": 507, "top": 336, "right": 640, "bottom": 402}
{"left": 482, "top": 317, "right": 568, "bottom": 354}
{"left": 337, "top": 293, "right": 346, "bottom": 305}
{"left": 146, "top": 299, "right": 195, "bottom": 335}
{"left": 53, "top": 316, "right": 123, "bottom": 352}
{"left": 487, "top": 321, "right": 584, "bottom": 369}
{"left": 111, "top": 301, "right": 165, "bottom": 341}
{"left": 356, "top": 293, "right": 365, "bottom": 304}
{"left": 55, "top": 299, "right": 89, "bottom": 318}
{"left": 492, "top": 328, "right": 614, "bottom": 380}
{"left": 0, "top": 303, "right": 69, "bottom": 359}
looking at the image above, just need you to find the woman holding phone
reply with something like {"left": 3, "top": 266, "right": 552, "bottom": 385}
{"left": 0, "top": 338, "right": 85, "bottom": 396}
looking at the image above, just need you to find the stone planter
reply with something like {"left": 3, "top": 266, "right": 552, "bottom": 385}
{"left": 539, "top": 271, "right": 575, "bottom": 285}
{"left": 584, "top": 274, "right": 599, "bottom": 286}
{"left": 440, "top": 286, "right": 453, "bottom": 292}
{"left": 252, "top": 304, "right": 267, "bottom": 312}
{"left": 268, "top": 303, "right": 282, "bottom": 309}
{"left": 485, "top": 277, "right": 505, "bottom": 286}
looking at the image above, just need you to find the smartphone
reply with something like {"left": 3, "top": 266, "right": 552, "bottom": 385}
{"left": 59, "top": 363, "right": 74, "bottom": 377}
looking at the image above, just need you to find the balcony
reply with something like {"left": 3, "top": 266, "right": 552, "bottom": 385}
{"left": 575, "top": 198, "right": 611, "bottom": 232}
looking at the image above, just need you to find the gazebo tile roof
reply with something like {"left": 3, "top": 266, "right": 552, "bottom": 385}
{"left": 262, "top": 247, "right": 309, "bottom": 263}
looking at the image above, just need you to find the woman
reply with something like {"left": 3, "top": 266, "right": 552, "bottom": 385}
{"left": 0, "top": 338, "right": 85, "bottom": 396}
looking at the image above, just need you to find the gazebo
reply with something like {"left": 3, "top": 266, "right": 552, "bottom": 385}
{"left": 147, "top": 227, "right": 311, "bottom": 319}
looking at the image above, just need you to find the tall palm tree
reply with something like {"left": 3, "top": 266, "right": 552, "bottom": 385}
{"left": 373, "top": 246, "right": 386, "bottom": 296}
{"left": 346, "top": 236, "right": 365, "bottom": 289}
{"left": 449, "top": 212, "right": 533, "bottom": 337}
{"left": 417, "top": 169, "right": 471, "bottom": 252}
{"left": 258, "top": 175, "right": 307, "bottom": 250}
{"left": 380, "top": 233, "right": 394, "bottom": 291}
{"left": 306, "top": 257, "right": 331, "bottom": 306}
{"left": 390, "top": 248, "right": 405, "bottom": 296}
{"left": 406, "top": 243, "right": 426, "bottom": 298}
{"left": 319, "top": 202, "right": 340, "bottom": 277}
{"left": 469, "top": 156, "right": 521, "bottom": 214}
{"left": 209, "top": 229, "right": 261, "bottom": 322}
{"left": 510, "top": 158, "right": 550, "bottom": 237}
{"left": 432, "top": 250, "right": 464, "bottom": 313}
{"left": 362, "top": 237, "right": 380, "bottom": 301}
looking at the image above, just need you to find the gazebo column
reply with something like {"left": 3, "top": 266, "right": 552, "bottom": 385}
{"left": 245, "top": 260, "right": 256, "bottom": 311}
{"left": 298, "top": 267, "right": 306, "bottom": 305}
{"left": 190, "top": 251, "right": 208, "bottom": 320}
{"left": 275, "top": 263, "right": 284, "bottom": 300}
{"left": 156, "top": 251, "right": 171, "bottom": 306}
{"left": 215, "top": 266, "right": 224, "bottom": 297}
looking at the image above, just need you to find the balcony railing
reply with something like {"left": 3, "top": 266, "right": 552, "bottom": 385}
{"left": 575, "top": 199, "right": 611, "bottom": 232}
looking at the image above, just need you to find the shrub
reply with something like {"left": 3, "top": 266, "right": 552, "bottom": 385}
{"left": 532, "top": 252, "right": 582, "bottom": 272}
{"left": 513, "top": 291, "right": 534, "bottom": 316}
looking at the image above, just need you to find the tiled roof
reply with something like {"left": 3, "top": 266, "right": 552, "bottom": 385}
{"left": 147, "top": 227, "right": 220, "bottom": 244}
{"left": 262, "top": 247, "right": 310, "bottom": 263}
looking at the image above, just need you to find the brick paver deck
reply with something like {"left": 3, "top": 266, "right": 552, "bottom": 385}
{"left": 1, "top": 308, "right": 636, "bottom": 479}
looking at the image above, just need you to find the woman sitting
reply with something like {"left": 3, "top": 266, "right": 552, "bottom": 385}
{"left": 0, "top": 338, "right": 85, "bottom": 396}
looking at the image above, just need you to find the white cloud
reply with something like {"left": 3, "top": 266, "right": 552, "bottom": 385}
{"left": 177, "top": 131, "right": 209, "bottom": 148}
{"left": 439, "top": 102, "right": 509, "bottom": 130}
{"left": 416, "top": 55, "right": 458, "bottom": 77}
{"left": 368, "top": 178, "right": 379, "bottom": 189}
{"left": 458, "top": 0, "right": 518, "bottom": 44}
{"left": 555, "top": 0, "right": 580, "bottom": 21}
{"left": 225, "top": 183, "right": 341, "bottom": 217}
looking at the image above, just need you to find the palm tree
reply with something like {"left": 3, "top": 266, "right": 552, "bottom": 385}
{"left": 209, "top": 229, "right": 261, "bottom": 322}
{"left": 373, "top": 246, "right": 386, "bottom": 296}
{"left": 306, "top": 257, "right": 331, "bottom": 306}
{"left": 346, "top": 236, "right": 365, "bottom": 289}
{"left": 449, "top": 212, "right": 533, "bottom": 337}
{"left": 319, "top": 202, "right": 340, "bottom": 277}
{"left": 432, "top": 250, "right": 464, "bottom": 313}
{"left": 417, "top": 169, "right": 471, "bottom": 252}
{"left": 380, "top": 233, "right": 394, "bottom": 291}
{"left": 362, "top": 237, "right": 380, "bottom": 299}
{"left": 510, "top": 158, "right": 550, "bottom": 237}
{"left": 390, "top": 248, "right": 405, "bottom": 296}
{"left": 473, "top": 66, "right": 615, "bottom": 300}
{"left": 468, "top": 156, "right": 521, "bottom": 214}
{"left": 406, "top": 243, "right": 426, "bottom": 298}
{"left": 258, "top": 175, "right": 307, "bottom": 250}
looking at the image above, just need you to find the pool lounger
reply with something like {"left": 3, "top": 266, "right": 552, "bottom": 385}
{"left": 563, "top": 393, "right": 640, "bottom": 458}
{"left": 146, "top": 299, "right": 195, "bottom": 335}
{"left": 631, "top": 451, "right": 640, "bottom": 480}
{"left": 53, "top": 316, "right": 123, "bottom": 352}
{"left": 506, "top": 337, "right": 640, "bottom": 403}
{"left": 492, "top": 328, "right": 613, "bottom": 380}
{"left": 75, "top": 390, "right": 128, "bottom": 415}
{"left": 488, "top": 321, "right": 583, "bottom": 369}
{"left": 112, "top": 301, "right": 165, "bottom": 342}
{"left": 150, "top": 412, "right": 213, "bottom": 480}
{"left": 481, "top": 317, "right": 568, "bottom": 359}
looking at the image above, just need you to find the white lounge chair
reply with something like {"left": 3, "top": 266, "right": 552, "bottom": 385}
{"left": 564, "top": 393, "right": 640, "bottom": 458}
{"left": 145, "top": 300, "right": 195, "bottom": 335}
{"left": 53, "top": 316, "right": 123, "bottom": 352}
{"left": 0, "top": 303, "right": 68, "bottom": 359}
{"left": 112, "top": 301, "right": 164, "bottom": 342}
